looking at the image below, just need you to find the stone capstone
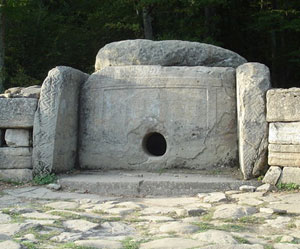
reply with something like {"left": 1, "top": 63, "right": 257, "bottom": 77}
{"left": 79, "top": 65, "right": 237, "bottom": 171}
{"left": 0, "top": 148, "right": 32, "bottom": 169}
{"left": 0, "top": 169, "right": 32, "bottom": 182}
{"left": 5, "top": 129, "right": 31, "bottom": 147}
{"left": 236, "top": 63, "right": 270, "bottom": 179}
{"left": 267, "top": 88, "right": 300, "bottom": 122}
{"left": 32, "top": 66, "right": 89, "bottom": 175}
{"left": 0, "top": 98, "right": 37, "bottom": 128}
{"left": 95, "top": 39, "right": 247, "bottom": 71}
{"left": 262, "top": 166, "right": 282, "bottom": 185}
{"left": 280, "top": 167, "right": 300, "bottom": 185}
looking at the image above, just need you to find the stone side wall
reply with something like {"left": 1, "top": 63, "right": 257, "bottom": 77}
{"left": 0, "top": 86, "right": 40, "bottom": 182}
{"left": 263, "top": 88, "right": 300, "bottom": 185}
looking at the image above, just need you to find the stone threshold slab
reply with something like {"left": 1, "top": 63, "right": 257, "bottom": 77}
{"left": 58, "top": 170, "right": 260, "bottom": 197}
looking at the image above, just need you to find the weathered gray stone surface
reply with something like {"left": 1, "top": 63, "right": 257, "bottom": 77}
{"left": 267, "top": 88, "right": 300, "bottom": 122}
{"left": 95, "top": 39, "right": 247, "bottom": 71}
{"left": 0, "top": 98, "right": 37, "bottom": 128}
{"left": 213, "top": 204, "right": 257, "bottom": 219}
{"left": 0, "top": 148, "right": 32, "bottom": 169}
{"left": 159, "top": 222, "right": 199, "bottom": 234}
{"left": 75, "top": 240, "right": 122, "bottom": 249}
{"left": 0, "top": 169, "right": 32, "bottom": 182}
{"left": 63, "top": 219, "right": 99, "bottom": 232}
{"left": 236, "top": 63, "right": 271, "bottom": 179}
{"left": 32, "top": 66, "right": 89, "bottom": 175}
{"left": 192, "top": 230, "right": 237, "bottom": 244}
{"left": 269, "top": 122, "right": 300, "bottom": 144}
{"left": 2, "top": 85, "right": 41, "bottom": 99}
{"left": 280, "top": 167, "right": 300, "bottom": 185}
{"left": 262, "top": 166, "right": 282, "bottom": 185}
{"left": 140, "top": 238, "right": 205, "bottom": 249}
{"left": 80, "top": 65, "right": 237, "bottom": 170}
{"left": 0, "top": 241, "right": 22, "bottom": 249}
{"left": 5, "top": 129, "right": 31, "bottom": 147}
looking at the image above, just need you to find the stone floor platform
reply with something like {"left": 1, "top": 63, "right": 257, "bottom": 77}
{"left": 58, "top": 170, "right": 260, "bottom": 197}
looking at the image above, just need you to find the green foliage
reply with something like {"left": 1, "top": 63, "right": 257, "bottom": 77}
{"left": 277, "top": 182, "right": 300, "bottom": 191}
{"left": 122, "top": 237, "right": 140, "bottom": 249}
{"left": 33, "top": 173, "right": 57, "bottom": 185}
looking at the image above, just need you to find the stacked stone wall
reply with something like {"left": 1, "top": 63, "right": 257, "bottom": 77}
{"left": 263, "top": 88, "right": 300, "bottom": 185}
{"left": 0, "top": 86, "right": 40, "bottom": 182}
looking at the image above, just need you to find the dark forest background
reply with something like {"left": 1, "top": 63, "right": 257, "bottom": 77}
{"left": 0, "top": 0, "right": 299, "bottom": 91}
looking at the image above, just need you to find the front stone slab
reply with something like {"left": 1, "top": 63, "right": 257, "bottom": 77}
{"left": 280, "top": 167, "right": 300, "bottom": 185}
{"left": 267, "top": 88, "right": 300, "bottom": 122}
{"left": 0, "top": 98, "right": 37, "bottom": 128}
{"left": 79, "top": 65, "right": 237, "bottom": 170}
{"left": 0, "top": 148, "right": 32, "bottom": 169}
{"left": 236, "top": 63, "right": 271, "bottom": 179}
{"left": 32, "top": 66, "right": 89, "bottom": 175}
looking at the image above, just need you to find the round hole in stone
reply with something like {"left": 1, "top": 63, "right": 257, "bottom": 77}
{"left": 143, "top": 132, "right": 167, "bottom": 157}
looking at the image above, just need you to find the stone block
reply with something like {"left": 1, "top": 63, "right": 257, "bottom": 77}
{"left": 262, "top": 166, "right": 282, "bottom": 185}
{"left": 32, "top": 66, "right": 89, "bottom": 175}
{"left": 236, "top": 63, "right": 271, "bottom": 179}
{"left": 269, "top": 144, "right": 300, "bottom": 153}
{"left": 0, "top": 169, "right": 33, "bottom": 182}
{"left": 280, "top": 167, "right": 300, "bottom": 185}
{"left": 79, "top": 65, "right": 238, "bottom": 170}
{"left": 0, "top": 98, "right": 38, "bottom": 128}
{"left": 0, "top": 147, "right": 32, "bottom": 169}
{"left": 267, "top": 88, "right": 300, "bottom": 122}
{"left": 269, "top": 122, "right": 300, "bottom": 144}
{"left": 95, "top": 39, "right": 247, "bottom": 71}
{"left": 5, "top": 129, "right": 31, "bottom": 147}
{"left": 268, "top": 151, "right": 300, "bottom": 167}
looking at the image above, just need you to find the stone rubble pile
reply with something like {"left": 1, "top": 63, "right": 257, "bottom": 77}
{"left": 0, "top": 86, "right": 40, "bottom": 182}
{"left": 264, "top": 88, "right": 300, "bottom": 185}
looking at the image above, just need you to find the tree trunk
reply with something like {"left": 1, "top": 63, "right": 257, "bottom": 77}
{"left": 0, "top": 0, "right": 5, "bottom": 93}
{"left": 143, "top": 7, "right": 153, "bottom": 40}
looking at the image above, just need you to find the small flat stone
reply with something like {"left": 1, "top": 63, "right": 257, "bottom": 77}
{"left": 159, "top": 222, "right": 199, "bottom": 234}
{"left": 51, "top": 232, "right": 82, "bottom": 242}
{"left": 115, "top": 201, "right": 144, "bottom": 209}
{"left": 273, "top": 243, "right": 300, "bottom": 249}
{"left": 22, "top": 212, "right": 61, "bottom": 219}
{"left": 99, "top": 222, "right": 135, "bottom": 236}
{"left": 213, "top": 204, "right": 257, "bottom": 219}
{"left": 0, "top": 240, "right": 22, "bottom": 249}
{"left": 0, "top": 223, "right": 26, "bottom": 236}
{"left": 185, "top": 207, "right": 206, "bottom": 216}
{"left": 256, "top": 183, "right": 274, "bottom": 192}
{"left": 140, "top": 238, "right": 205, "bottom": 249}
{"left": 0, "top": 213, "right": 11, "bottom": 223}
{"left": 259, "top": 208, "right": 287, "bottom": 214}
{"left": 63, "top": 220, "right": 100, "bottom": 232}
{"left": 239, "top": 185, "right": 256, "bottom": 192}
{"left": 141, "top": 216, "right": 175, "bottom": 222}
{"left": 105, "top": 208, "right": 135, "bottom": 216}
{"left": 25, "top": 219, "right": 56, "bottom": 225}
{"left": 201, "top": 245, "right": 264, "bottom": 249}
{"left": 192, "top": 229, "right": 237, "bottom": 244}
{"left": 46, "top": 184, "right": 61, "bottom": 191}
{"left": 23, "top": 233, "right": 36, "bottom": 242}
{"left": 75, "top": 239, "right": 122, "bottom": 249}
{"left": 280, "top": 235, "right": 295, "bottom": 243}
{"left": 262, "top": 166, "right": 282, "bottom": 185}
{"left": 45, "top": 201, "right": 79, "bottom": 210}
{"left": 265, "top": 216, "right": 291, "bottom": 229}
{"left": 295, "top": 220, "right": 300, "bottom": 228}
{"left": 238, "top": 198, "right": 263, "bottom": 206}
{"left": 203, "top": 192, "right": 227, "bottom": 203}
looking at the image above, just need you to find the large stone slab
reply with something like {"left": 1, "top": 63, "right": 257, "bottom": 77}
{"left": 79, "top": 65, "right": 238, "bottom": 170}
{"left": 32, "top": 66, "right": 89, "bottom": 175}
{"left": 0, "top": 98, "right": 37, "bottom": 128}
{"left": 269, "top": 122, "right": 300, "bottom": 144}
{"left": 267, "top": 88, "right": 300, "bottom": 122}
{"left": 280, "top": 167, "right": 300, "bottom": 185}
{"left": 95, "top": 39, "right": 247, "bottom": 71}
{"left": 236, "top": 63, "right": 271, "bottom": 179}
{"left": 0, "top": 169, "right": 32, "bottom": 182}
{"left": 0, "top": 147, "right": 32, "bottom": 169}
{"left": 5, "top": 129, "right": 31, "bottom": 147}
